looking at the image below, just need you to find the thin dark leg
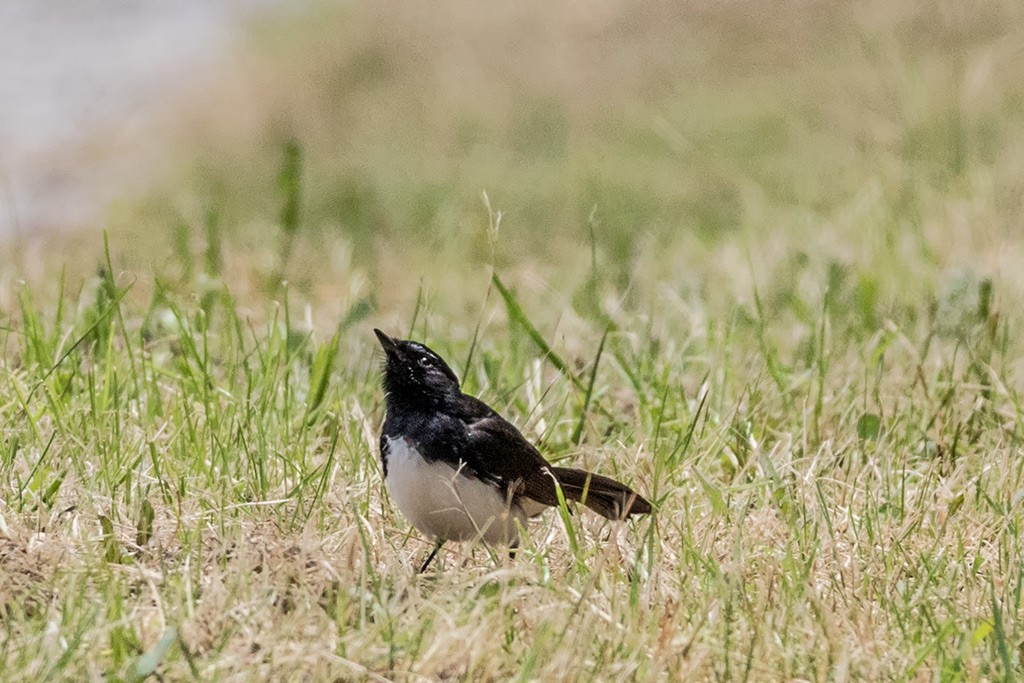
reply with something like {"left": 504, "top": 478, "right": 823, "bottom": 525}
{"left": 419, "top": 540, "right": 444, "bottom": 573}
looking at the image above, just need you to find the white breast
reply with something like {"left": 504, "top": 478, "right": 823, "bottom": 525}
{"left": 384, "top": 436, "right": 525, "bottom": 545}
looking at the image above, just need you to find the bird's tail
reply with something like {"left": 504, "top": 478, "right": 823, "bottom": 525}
{"left": 550, "top": 467, "right": 652, "bottom": 520}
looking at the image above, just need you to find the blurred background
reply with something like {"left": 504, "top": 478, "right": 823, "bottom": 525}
{"left": 0, "top": 0, "right": 286, "bottom": 232}
{"left": 3, "top": 0, "right": 1024, "bottom": 327}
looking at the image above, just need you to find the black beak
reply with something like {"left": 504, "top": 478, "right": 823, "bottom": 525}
{"left": 374, "top": 328, "right": 399, "bottom": 356}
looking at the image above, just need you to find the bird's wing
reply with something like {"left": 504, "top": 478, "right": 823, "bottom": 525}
{"left": 460, "top": 414, "right": 562, "bottom": 507}
{"left": 451, "top": 394, "right": 499, "bottom": 421}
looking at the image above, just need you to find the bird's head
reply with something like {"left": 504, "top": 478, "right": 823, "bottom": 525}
{"left": 374, "top": 329, "right": 461, "bottom": 407}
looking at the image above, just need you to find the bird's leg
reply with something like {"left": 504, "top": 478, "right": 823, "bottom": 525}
{"left": 419, "top": 539, "right": 445, "bottom": 573}
{"left": 508, "top": 537, "right": 519, "bottom": 562}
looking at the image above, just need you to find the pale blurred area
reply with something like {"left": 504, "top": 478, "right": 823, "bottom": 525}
{"left": 0, "top": 0, "right": 285, "bottom": 234}
{"left": 2, "top": 0, "right": 1023, "bottom": 294}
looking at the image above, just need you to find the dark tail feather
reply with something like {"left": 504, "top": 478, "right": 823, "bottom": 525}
{"left": 551, "top": 467, "right": 652, "bottom": 520}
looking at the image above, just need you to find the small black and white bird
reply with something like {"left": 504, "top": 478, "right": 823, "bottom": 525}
{"left": 374, "top": 328, "right": 651, "bottom": 571}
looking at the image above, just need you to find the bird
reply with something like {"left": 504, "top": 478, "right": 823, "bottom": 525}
{"left": 374, "top": 328, "right": 651, "bottom": 571}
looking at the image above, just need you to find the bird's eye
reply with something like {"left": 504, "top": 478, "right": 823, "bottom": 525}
{"left": 418, "top": 356, "right": 431, "bottom": 368}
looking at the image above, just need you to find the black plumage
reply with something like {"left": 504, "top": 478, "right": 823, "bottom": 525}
{"left": 374, "top": 328, "right": 651, "bottom": 561}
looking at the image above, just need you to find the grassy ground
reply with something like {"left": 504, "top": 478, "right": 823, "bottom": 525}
{"left": 4, "top": 0, "right": 1024, "bottom": 680}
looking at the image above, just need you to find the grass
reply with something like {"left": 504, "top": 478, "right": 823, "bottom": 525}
{"left": 3, "top": 0, "right": 1024, "bottom": 680}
